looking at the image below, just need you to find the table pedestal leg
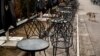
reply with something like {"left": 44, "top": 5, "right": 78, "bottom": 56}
{"left": 30, "top": 52, "right": 35, "bottom": 56}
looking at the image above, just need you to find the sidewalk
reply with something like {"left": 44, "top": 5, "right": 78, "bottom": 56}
{"left": 77, "top": 0, "right": 100, "bottom": 56}
{"left": 78, "top": 0, "right": 100, "bottom": 14}
{"left": 84, "top": 14, "right": 100, "bottom": 56}
{"left": 78, "top": 15, "right": 96, "bottom": 56}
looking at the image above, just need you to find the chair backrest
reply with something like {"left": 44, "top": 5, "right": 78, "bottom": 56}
{"left": 50, "top": 21, "right": 73, "bottom": 47}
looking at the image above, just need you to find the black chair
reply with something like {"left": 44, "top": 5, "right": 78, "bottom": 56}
{"left": 50, "top": 19, "right": 73, "bottom": 56}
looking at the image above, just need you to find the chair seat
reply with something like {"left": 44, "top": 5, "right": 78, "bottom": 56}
{"left": 52, "top": 41, "right": 72, "bottom": 49}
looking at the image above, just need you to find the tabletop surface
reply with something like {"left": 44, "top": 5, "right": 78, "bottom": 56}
{"left": 17, "top": 39, "right": 49, "bottom": 51}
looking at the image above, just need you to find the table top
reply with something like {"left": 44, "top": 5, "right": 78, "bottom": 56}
{"left": 60, "top": 10, "right": 71, "bottom": 13}
{"left": 51, "top": 19, "right": 68, "bottom": 23}
{"left": 17, "top": 39, "right": 49, "bottom": 51}
{"left": 36, "top": 17, "right": 50, "bottom": 21}
{"left": 58, "top": 8, "right": 72, "bottom": 13}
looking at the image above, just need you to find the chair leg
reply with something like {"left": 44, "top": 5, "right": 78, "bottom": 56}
{"left": 53, "top": 47, "right": 57, "bottom": 56}
{"left": 44, "top": 50, "right": 46, "bottom": 56}
{"left": 53, "top": 47, "right": 55, "bottom": 56}
{"left": 65, "top": 48, "right": 70, "bottom": 56}
{"left": 39, "top": 50, "right": 46, "bottom": 56}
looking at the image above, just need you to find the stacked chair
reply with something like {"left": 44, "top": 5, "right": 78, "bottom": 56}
{"left": 49, "top": 0, "right": 79, "bottom": 56}
{"left": 50, "top": 19, "right": 73, "bottom": 56}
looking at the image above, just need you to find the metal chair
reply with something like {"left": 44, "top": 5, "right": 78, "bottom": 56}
{"left": 50, "top": 19, "right": 73, "bottom": 56}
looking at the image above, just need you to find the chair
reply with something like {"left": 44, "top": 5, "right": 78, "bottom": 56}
{"left": 50, "top": 19, "right": 73, "bottom": 56}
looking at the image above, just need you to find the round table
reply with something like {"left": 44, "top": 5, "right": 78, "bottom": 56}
{"left": 17, "top": 39, "right": 49, "bottom": 56}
